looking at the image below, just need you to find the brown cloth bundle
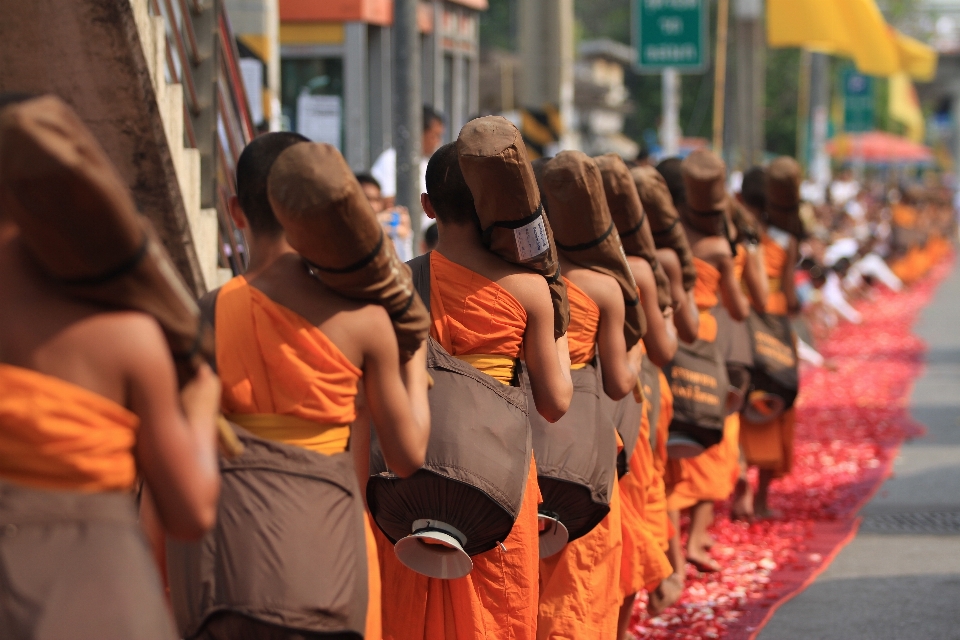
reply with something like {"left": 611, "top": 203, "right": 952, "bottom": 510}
{"left": 540, "top": 151, "right": 645, "bottom": 348}
{"left": 765, "top": 156, "right": 805, "bottom": 239}
{"left": 595, "top": 153, "right": 672, "bottom": 311}
{"left": 0, "top": 95, "right": 210, "bottom": 373}
{"left": 631, "top": 165, "right": 698, "bottom": 292}
{"left": 729, "top": 197, "right": 762, "bottom": 246}
{"left": 456, "top": 116, "right": 569, "bottom": 339}
{"left": 267, "top": 142, "right": 429, "bottom": 362}
{"left": 679, "top": 149, "right": 728, "bottom": 237}
{"left": 0, "top": 96, "right": 244, "bottom": 456}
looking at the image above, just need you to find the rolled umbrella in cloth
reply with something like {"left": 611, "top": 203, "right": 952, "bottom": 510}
{"left": 679, "top": 149, "right": 729, "bottom": 238}
{"left": 0, "top": 95, "right": 240, "bottom": 456}
{"left": 540, "top": 151, "right": 645, "bottom": 347}
{"left": 631, "top": 165, "right": 697, "bottom": 292}
{"left": 456, "top": 116, "right": 569, "bottom": 339}
{"left": 595, "top": 153, "right": 672, "bottom": 311}
{"left": 765, "top": 156, "right": 805, "bottom": 240}
{"left": 267, "top": 142, "right": 429, "bottom": 362}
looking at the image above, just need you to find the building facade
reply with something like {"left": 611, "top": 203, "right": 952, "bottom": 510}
{"left": 278, "top": 0, "right": 484, "bottom": 172}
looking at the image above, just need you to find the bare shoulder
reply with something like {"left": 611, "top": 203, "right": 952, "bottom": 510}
{"left": 657, "top": 248, "right": 680, "bottom": 274}
{"left": 626, "top": 255, "right": 654, "bottom": 287}
{"left": 692, "top": 236, "right": 732, "bottom": 266}
{"left": 496, "top": 268, "right": 551, "bottom": 313}
{"left": 563, "top": 265, "right": 620, "bottom": 307}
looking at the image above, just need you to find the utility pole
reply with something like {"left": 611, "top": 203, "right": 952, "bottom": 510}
{"left": 662, "top": 68, "right": 680, "bottom": 157}
{"left": 733, "top": 0, "right": 764, "bottom": 168}
{"left": 712, "top": 0, "right": 730, "bottom": 154}
{"left": 394, "top": 0, "right": 422, "bottom": 250}
{"left": 809, "top": 52, "right": 830, "bottom": 186}
{"left": 796, "top": 49, "right": 812, "bottom": 171}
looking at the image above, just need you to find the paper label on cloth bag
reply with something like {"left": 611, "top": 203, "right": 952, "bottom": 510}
{"left": 514, "top": 215, "right": 550, "bottom": 262}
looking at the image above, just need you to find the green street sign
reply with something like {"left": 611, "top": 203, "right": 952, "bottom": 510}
{"left": 632, "top": 0, "right": 708, "bottom": 73}
{"left": 842, "top": 68, "right": 875, "bottom": 133}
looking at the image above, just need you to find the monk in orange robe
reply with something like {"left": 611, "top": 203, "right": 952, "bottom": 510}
{"left": 378, "top": 143, "right": 572, "bottom": 640}
{"left": 0, "top": 97, "right": 222, "bottom": 637}
{"left": 739, "top": 158, "right": 802, "bottom": 519}
{"left": 663, "top": 150, "right": 751, "bottom": 573}
{"left": 211, "top": 133, "right": 431, "bottom": 639}
{"left": 537, "top": 249, "right": 645, "bottom": 637}
{"left": 617, "top": 254, "right": 682, "bottom": 637}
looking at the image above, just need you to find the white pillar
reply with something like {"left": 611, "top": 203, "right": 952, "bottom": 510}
{"left": 662, "top": 68, "right": 680, "bottom": 157}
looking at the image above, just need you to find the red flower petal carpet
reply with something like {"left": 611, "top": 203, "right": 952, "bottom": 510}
{"left": 628, "top": 257, "right": 954, "bottom": 640}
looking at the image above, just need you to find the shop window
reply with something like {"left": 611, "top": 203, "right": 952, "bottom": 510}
{"left": 281, "top": 57, "right": 344, "bottom": 150}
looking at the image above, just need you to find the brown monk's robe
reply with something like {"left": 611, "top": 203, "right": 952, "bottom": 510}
{"left": 215, "top": 276, "right": 381, "bottom": 640}
{"left": 739, "top": 234, "right": 795, "bottom": 478}
{"left": 666, "top": 258, "right": 741, "bottom": 511}
{"left": 378, "top": 251, "right": 540, "bottom": 640}
{"left": 0, "top": 364, "right": 177, "bottom": 639}
{"left": 538, "top": 278, "right": 623, "bottom": 639}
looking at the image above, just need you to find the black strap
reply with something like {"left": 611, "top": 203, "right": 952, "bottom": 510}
{"left": 197, "top": 287, "right": 222, "bottom": 373}
{"left": 305, "top": 229, "right": 385, "bottom": 275}
{"left": 651, "top": 218, "right": 679, "bottom": 238}
{"left": 54, "top": 237, "right": 149, "bottom": 287}
{"left": 554, "top": 221, "right": 616, "bottom": 253}
{"left": 480, "top": 204, "right": 545, "bottom": 246}
{"left": 618, "top": 209, "right": 648, "bottom": 238}
{"left": 686, "top": 206, "right": 724, "bottom": 217}
{"left": 406, "top": 252, "right": 432, "bottom": 312}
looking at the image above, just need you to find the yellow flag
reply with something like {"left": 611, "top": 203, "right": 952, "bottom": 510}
{"left": 768, "top": 0, "right": 937, "bottom": 81}
{"left": 889, "top": 73, "right": 924, "bottom": 143}
{"left": 894, "top": 31, "right": 937, "bottom": 82}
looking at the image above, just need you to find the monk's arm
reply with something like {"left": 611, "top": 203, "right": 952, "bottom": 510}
{"left": 743, "top": 243, "right": 769, "bottom": 313}
{"left": 128, "top": 318, "right": 221, "bottom": 539}
{"left": 517, "top": 275, "right": 573, "bottom": 423}
{"left": 630, "top": 257, "right": 678, "bottom": 368}
{"left": 359, "top": 308, "right": 429, "bottom": 478}
{"left": 719, "top": 251, "right": 750, "bottom": 322}
{"left": 783, "top": 237, "right": 801, "bottom": 315}
{"left": 586, "top": 273, "right": 642, "bottom": 400}
{"left": 658, "top": 248, "right": 699, "bottom": 343}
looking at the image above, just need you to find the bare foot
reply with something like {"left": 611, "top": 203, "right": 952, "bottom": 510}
{"left": 754, "top": 506, "right": 783, "bottom": 520}
{"left": 647, "top": 573, "right": 684, "bottom": 616}
{"left": 686, "top": 550, "right": 721, "bottom": 573}
{"left": 731, "top": 478, "right": 754, "bottom": 521}
{"left": 701, "top": 534, "right": 716, "bottom": 551}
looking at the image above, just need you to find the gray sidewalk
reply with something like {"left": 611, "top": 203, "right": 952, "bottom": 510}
{"left": 759, "top": 264, "right": 960, "bottom": 640}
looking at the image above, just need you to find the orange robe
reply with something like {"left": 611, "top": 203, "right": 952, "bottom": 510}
{"left": 378, "top": 251, "right": 539, "bottom": 640}
{"left": 651, "top": 370, "right": 674, "bottom": 550}
{"left": 0, "top": 364, "right": 139, "bottom": 491}
{"left": 618, "top": 402, "right": 673, "bottom": 598}
{"left": 215, "top": 276, "right": 381, "bottom": 639}
{"left": 739, "top": 235, "right": 795, "bottom": 477}
{"left": 666, "top": 258, "right": 741, "bottom": 511}
{"left": 538, "top": 278, "right": 623, "bottom": 639}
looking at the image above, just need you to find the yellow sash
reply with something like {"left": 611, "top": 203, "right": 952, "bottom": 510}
{"left": 456, "top": 354, "right": 518, "bottom": 385}
{"left": 226, "top": 413, "right": 350, "bottom": 456}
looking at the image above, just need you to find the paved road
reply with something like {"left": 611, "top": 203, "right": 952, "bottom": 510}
{"left": 760, "top": 264, "right": 960, "bottom": 640}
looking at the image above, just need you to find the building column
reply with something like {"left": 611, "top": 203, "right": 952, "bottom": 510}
{"left": 368, "top": 25, "right": 393, "bottom": 161}
{"left": 344, "top": 21, "right": 369, "bottom": 171}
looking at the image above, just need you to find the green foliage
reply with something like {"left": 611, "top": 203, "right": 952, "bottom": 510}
{"left": 479, "top": 0, "right": 516, "bottom": 52}
{"left": 765, "top": 48, "right": 800, "bottom": 157}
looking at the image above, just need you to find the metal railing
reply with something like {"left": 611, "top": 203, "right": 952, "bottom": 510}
{"left": 148, "top": 0, "right": 253, "bottom": 276}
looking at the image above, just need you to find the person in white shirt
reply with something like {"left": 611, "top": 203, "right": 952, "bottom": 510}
{"left": 370, "top": 106, "right": 445, "bottom": 231}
